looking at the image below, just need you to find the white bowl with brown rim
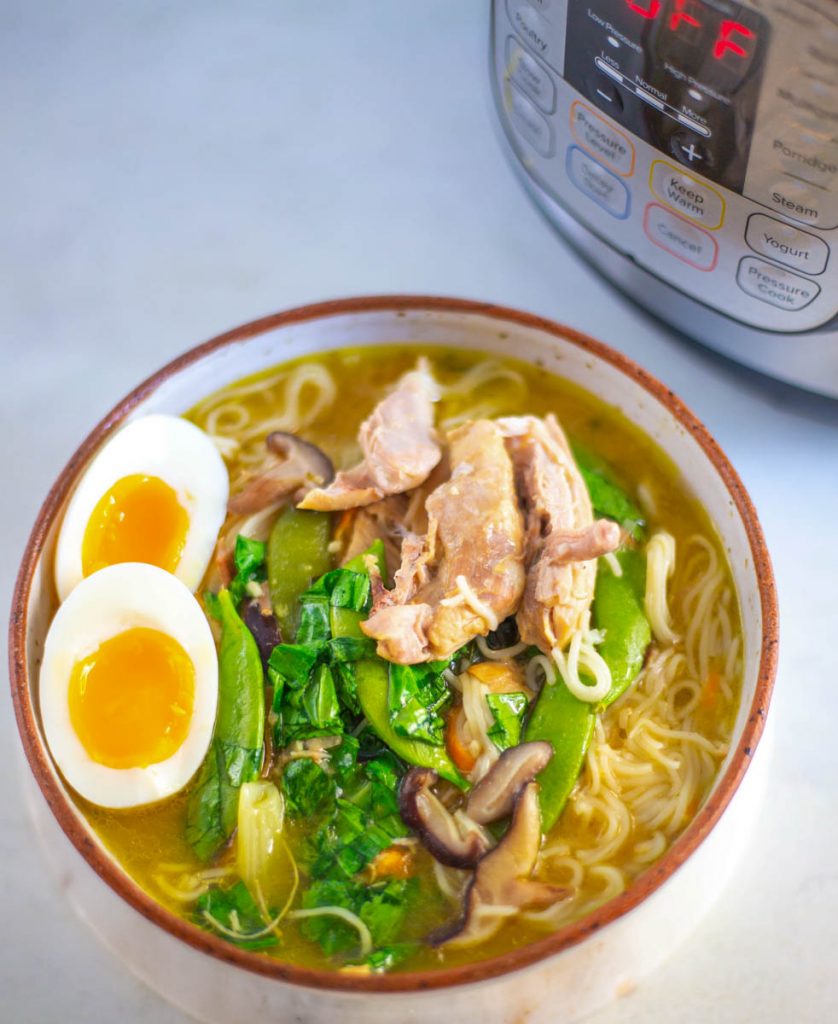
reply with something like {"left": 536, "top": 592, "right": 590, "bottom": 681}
{"left": 9, "top": 297, "right": 778, "bottom": 1024}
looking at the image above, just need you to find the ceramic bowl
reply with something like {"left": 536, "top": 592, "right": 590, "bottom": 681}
{"left": 9, "top": 297, "right": 778, "bottom": 1024}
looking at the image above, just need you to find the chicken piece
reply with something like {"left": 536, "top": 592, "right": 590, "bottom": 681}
{"left": 362, "top": 420, "right": 526, "bottom": 664}
{"left": 338, "top": 495, "right": 409, "bottom": 585}
{"left": 298, "top": 361, "right": 441, "bottom": 512}
{"left": 498, "top": 415, "right": 621, "bottom": 652}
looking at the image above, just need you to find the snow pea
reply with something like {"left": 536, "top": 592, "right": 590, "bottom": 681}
{"left": 186, "top": 588, "right": 265, "bottom": 860}
{"left": 594, "top": 549, "right": 651, "bottom": 708}
{"left": 573, "top": 445, "right": 647, "bottom": 542}
{"left": 524, "top": 675, "right": 595, "bottom": 833}
{"left": 355, "top": 659, "right": 467, "bottom": 790}
{"left": 329, "top": 540, "right": 386, "bottom": 640}
{"left": 524, "top": 550, "right": 651, "bottom": 832}
{"left": 267, "top": 506, "right": 332, "bottom": 637}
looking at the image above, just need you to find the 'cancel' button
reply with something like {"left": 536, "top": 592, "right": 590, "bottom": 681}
{"left": 736, "top": 256, "right": 821, "bottom": 311}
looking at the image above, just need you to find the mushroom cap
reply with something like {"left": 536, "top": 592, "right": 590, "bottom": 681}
{"left": 227, "top": 432, "right": 334, "bottom": 515}
{"left": 466, "top": 740, "right": 554, "bottom": 825}
{"left": 399, "top": 767, "right": 492, "bottom": 869}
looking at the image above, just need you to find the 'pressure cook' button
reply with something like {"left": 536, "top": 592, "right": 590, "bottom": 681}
{"left": 505, "top": 36, "right": 555, "bottom": 113}
{"left": 745, "top": 214, "right": 829, "bottom": 275}
{"left": 650, "top": 161, "right": 724, "bottom": 229}
{"left": 643, "top": 203, "right": 718, "bottom": 271}
{"left": 566, "top": 146, "right": 630, "bottom": 219}
{"left": 509, "top": 84, "right": 553, "bottom": 157}
{"left": 570, "top": 101, "right": 635, "bottom": 177}
{"left": 736, "top": 256, "right": 821, "bottom": 311}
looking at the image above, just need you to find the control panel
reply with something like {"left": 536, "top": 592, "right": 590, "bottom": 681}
{"left": 493, "top": 0, "right": 838, "bottom": 332}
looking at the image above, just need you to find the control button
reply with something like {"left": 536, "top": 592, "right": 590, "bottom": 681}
{"left": 526, "top": 0, "right": 551, "bottom": 10}
{"left": 566, "top": 146, "right": 630, "bottom": 219}
{"left": 585, "top": 74, "right": 623, "bottom": 115}
{"left": 570, "top": 101, "right": 634, "bottom": 177}
{"left": 505, "top": 36, "right": 555, "bottom": 114}
{"left": 643, "top": 203, "right": 718, "bottom": 271}
{"left": 736, "top": 257, "right": 821, "bottom": 311}
{"left": 650, "top": 161, "right": 725, "bottom": 230}
{"left": 764, "top": 177, "right": 823, "bottom": 227}
{"left": 509, "top": 84, "right": 553, "bottom": 157}
{"left": 506, "top": 0, "right": 553, "bottom": 65}
{"left": 745, "top": 214, "right": 829, "bottom": 276}
{"left": 668, "top": 131, "right": 713, "bottom": 171}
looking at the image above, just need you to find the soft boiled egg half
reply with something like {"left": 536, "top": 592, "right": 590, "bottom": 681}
{"left": 54, "top": 414, "right": 229, "bottom": 602}
{"left": 40, "top": 563, "right": 219, "bottom": 808}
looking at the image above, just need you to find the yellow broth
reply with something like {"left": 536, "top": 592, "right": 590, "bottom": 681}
{"left": 77, "top": 345, "right": 742, "bottom": 972}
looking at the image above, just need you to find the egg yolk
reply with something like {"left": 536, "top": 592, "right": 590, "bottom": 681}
{"left": 68, "top": 627, "right": 195, "bottom": 770}
{"left": 81, "top": 474, "right": 189, "bottom": 578}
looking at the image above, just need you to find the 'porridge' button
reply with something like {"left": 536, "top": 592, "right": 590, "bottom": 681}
{"left": 643, "top": 203, "right": 718, "bottom": 271}
{"left": 744, "top": 214, "right": 829, "bottom": 275}
{"left": 736, "top": 256, "right": 821, "bottom": 311}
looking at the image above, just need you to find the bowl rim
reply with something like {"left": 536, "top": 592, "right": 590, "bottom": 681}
{"left": 8, "top": 294, "right": 778, "bottom": 994}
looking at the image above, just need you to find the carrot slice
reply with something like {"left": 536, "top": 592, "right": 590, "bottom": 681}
{"left": 468, "top": 660, "right": 529, "bottom": 695}
{"left": 701, "top": 670, "right": 721, "bottom": 710}
{"left": 368, "top": 844, "right": 413, "bottom": 880}
{"left": 445, "top": 706, "right": 477, "bottom": 773}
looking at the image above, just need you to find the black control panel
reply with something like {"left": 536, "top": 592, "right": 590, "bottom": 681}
{"left": 563, "top": 0, "right": 770, "bottom": 192}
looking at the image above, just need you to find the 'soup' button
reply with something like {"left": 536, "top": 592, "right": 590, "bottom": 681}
{"left": 736, "top": 256, "right": 821, "bottom": 311}
{"left": 643, "top": 203, "right": 718, "bottom": 271}
{"left": 509, "top": 83, "right": 553, "bottom": 157}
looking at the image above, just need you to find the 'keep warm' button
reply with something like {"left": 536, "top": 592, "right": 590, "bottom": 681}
{"left": 650, "top": 161, "right": 724, "bottom": 229}
{"left": 643, "top": 203, "right": 718, "bottom": 271}
{"left": 736, "top": 256, "right": 821, "bottom": 311}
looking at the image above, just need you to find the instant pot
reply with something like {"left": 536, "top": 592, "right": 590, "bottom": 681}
{"left": 491, "top": 0, "right": 838, "bottom": 397}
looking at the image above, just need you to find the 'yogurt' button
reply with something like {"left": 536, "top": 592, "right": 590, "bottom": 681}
{"left": 570, "top": 101, "right": 635, "bottom": 177}
{"left": 736, "top": 256, "right": 821, "bottom": 311}
{"left": 505, "top": 35, "right": 556, "bottom": 113}
{"left": 566, "top": 146, "right": 630, "bottom": 219}
{"left": 643, "top": 203, "right": 718, "bottom": 271}
{"left": 509, "top": 83, "right": 553, "bottom": 157}
{"left": 745, "top": 214, "right": 829, "bottom": 275}
{"left": 650, "top": 160, "right": 725, "bottom": 229}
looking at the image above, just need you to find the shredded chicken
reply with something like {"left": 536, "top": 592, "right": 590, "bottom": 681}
{"left": 361, "top": 419, "right": 526, "bottom": 663}
{"left": 498, "top": 415, "right": 621, "bottom": 651}
{"left": 298, "top": 361, "right": 441, "bottom": 511}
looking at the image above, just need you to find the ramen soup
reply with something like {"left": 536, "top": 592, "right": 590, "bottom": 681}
{"left": 41, "top": 346, "right": 742, "bottom": 974}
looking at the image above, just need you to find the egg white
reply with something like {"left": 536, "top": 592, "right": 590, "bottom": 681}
{"left": 40, "top": 563, "right": 219, "bottom": 808}
{"left": 54, "top": 414, "right": 229, "bottom": 602}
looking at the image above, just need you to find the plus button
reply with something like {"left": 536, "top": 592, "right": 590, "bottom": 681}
{"left": 680, "top": 142, "right": 701, "bottom": 162}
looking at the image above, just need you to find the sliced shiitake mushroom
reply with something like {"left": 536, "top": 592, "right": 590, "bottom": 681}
{"left": 433, "top": 782, "right": 568, "bottom": 948}
{"left": 227, "top": 433, "right": 334, "bottom": 515}
{"left": 399, "top": 767, "right": 492, "bottom": 869}
{"left": 466, "top": 740, "right": 553, "bottom": 825}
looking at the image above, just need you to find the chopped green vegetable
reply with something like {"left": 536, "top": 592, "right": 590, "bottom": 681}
{"left": 486, "top": 692, "right": 528, "bottom": 751}
{"left": 364, "top": 942, "right": 417, "bottom": 972}
{"left": 281, "top": 758, "right": 337, "bottom": 819}
{"left": 267, "top": 507, "right": 332, "bottom": 637}
{"left": 355, "top": 659, "right": 466, "bottom": 789}
{"left": 268, "top": 642, "right": 321, "bottom": 682}
{"left": 573, "top": 446, "right": 647, "bottom": 542}
{"left": 196, "top": 881, "right": 277, "bottom": 951}
{"left": 304, "top": 568, "right": 372, "bottom": 613}
{"left": 229, "top": 534, "right": 267, "bottom": 606}
{"left": 186, "top": 589, "right": 264, "bottom": 861}
{"left": 278, "top": 662, "right": 343, "bottom": 745}
{"left": 298, "top": 878, "right": 417, "bottom": 957}
{"left": 388, "top": 663, "right": 452, "bottom": 745}
{"left": 236, "top": 780, "right": 286, "bottom": 902}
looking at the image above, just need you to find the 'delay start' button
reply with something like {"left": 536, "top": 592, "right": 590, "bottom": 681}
{"left": 566, "top": 146, "right": 630, "bottom": 219}
{"left": 650, "top": 161, "right": 724, "bottom": 229}
{"left": 643, "top": 203, "right": 718, "bottom": 271}
{"left": 736, "top": 257, "right": 821, "bottom": 311}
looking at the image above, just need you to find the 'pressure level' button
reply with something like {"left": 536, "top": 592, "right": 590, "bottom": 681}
{"left": 570, "top": 101, "right": 634, "bottom": 177}
{"left": 736, "top": 257, "right": 821, "bottom": 310}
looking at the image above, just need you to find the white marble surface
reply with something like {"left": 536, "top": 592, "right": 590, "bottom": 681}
{"left": 3, "top": 2, "right": 837, "bottom": 1022}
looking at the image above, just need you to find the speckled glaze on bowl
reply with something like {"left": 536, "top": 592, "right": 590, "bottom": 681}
{"left": 9, "top": 297, "right": 778, "bottom": 1024}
